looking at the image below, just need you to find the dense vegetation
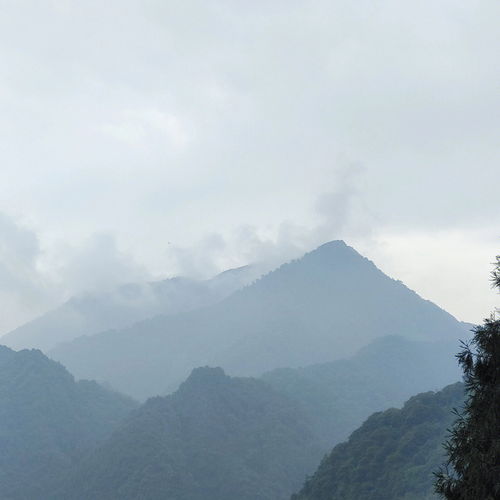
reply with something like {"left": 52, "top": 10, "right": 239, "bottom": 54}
{"left": 263, "top": 335, "right": 460, "bottom": 447}
{"left": 292, "top": 383, "right": 464, "bottom": 500}
{"left": 50, "top": 241, "right": 468, "bottom": 399}
{"left": 56, "top": 367, "right": 323, "bottom": 500}
{"left": 435, "top": 257, "right": 500, "bottom": 499}
{"left": 0, "top": 345, "right": 137, "bottom": 499}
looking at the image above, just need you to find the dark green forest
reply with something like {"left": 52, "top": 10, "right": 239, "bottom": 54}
{"left": 292, "top": 383, "right": 464, "bottom": 500}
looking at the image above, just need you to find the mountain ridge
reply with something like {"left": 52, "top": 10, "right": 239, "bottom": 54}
{"left": 262, "top": 334, "right": 462, "bottom": 447}
{"left": 2, "top": 264, "right": 259, "bottom": 353}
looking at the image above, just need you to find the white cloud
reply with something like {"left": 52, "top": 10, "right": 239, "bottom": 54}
{"left": 0, "top": 213, "right": 150, "bottom": 334}
{"left": 0, "top": 213, "right": 53, "bottom": 333}
{"left": 0, "top": 0, "right": 497, "bottom": 326}
{"left": 101, "top": 108, "right": 189, "bottom": 150}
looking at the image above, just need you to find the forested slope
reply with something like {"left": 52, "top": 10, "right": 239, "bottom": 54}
{"left": 292, "top": 382, "right": 464, "bottom": 500}
{"left": 0, "top": 345, "right": 136, "bottom": 499}
{"left": 56, "top": 367, "right": 322, "bottom": 500}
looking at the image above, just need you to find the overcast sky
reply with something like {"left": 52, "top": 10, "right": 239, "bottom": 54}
{"left": 0, "top": 0, "right": 498, "bottom": 334}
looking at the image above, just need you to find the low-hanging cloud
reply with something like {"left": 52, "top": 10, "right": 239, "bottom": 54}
{"left": 166, "top": 161, "right": 371, "bottom": 278}
{"left": 0, "top": 214, "right": 151, "bottom": 334}
{"left": 50, "top": 232, "right": 151, "bottom": 295}
{"left": 0, "top": 213, "right": 54, "bottom": 334}
{"left": 0, "top": 1, "right": 497, "bottom": 326}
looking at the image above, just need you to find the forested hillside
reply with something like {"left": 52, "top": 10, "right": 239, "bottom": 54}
{"left": 292, "top": 382, "right": 464, "bottom": 500}
{"left": 55, "top": 367, "right": 323, "bottom": 500}
{"left": 0, "top": 346, "right": 137, "bottom": 499}
{"left": 50, "top": 241, "right": 468, "bottom": 399}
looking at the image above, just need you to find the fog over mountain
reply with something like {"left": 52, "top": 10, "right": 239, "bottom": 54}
{"left": 50, "top": 242, "right": 469, "bottom": 399}
{"left": 1, "top": 264, "right": 258, "bottom": 353}
{"left": 0, "top": 1, "right": 498, "bottom": 328}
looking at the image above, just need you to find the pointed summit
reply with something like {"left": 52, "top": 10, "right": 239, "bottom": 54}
{"left": 178, "top": 366, "right": 228, "bottom": 393}
{"left": 307, "top": 239, "right": 350, "bottom": 254}
{"left": 290, "top": 240, "right": 369, "bottom": 270}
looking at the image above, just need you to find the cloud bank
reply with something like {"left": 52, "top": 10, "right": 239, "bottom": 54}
{"left": 0, "top": 0, "right": 498, "bottom": 329}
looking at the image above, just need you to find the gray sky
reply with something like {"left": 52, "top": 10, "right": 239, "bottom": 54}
{"left": 0, "top": 0, "right": 498, "bottom": 334}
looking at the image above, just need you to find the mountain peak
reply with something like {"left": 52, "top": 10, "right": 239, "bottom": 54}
{"left": 179, "top": 366, "right": 228, "bottom": 392}
{"left": 0, "top": 344, "right": 15, "bottom": 364}
{"left": 316, "top": 239, "right": 348, "bottom": 250}
{"left": 304, "top": 240, "right": 358, "bottom": 260}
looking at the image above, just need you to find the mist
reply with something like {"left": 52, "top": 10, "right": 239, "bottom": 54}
{"left": 0, "top": 0, "right": 498, "bottom": 331}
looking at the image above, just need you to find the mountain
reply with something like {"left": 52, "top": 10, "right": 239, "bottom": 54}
{"left": 1, "top": 265, "right": 257, "bottom": 353}
{"left": 0, "top": 345, "right": 137, "bottom": 500}
{"left": 262, "top": 335, "right": 462, "bottom": 448}
{"left": 55, "top": 367, "right": 323, "bottom": 500}
{"left": 292, "top": 382, "right": 464, "bottom": 500}
{"left": 50, "top": 241, "right": 469, "bottom": 399}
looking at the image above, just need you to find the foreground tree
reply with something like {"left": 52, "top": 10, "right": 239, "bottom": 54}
{"left": 435, "top": 256, "right": 500, "bottom": 499}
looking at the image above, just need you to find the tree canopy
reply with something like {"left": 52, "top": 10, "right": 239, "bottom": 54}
{"left": 435, "top": 255, "right": 500, "bottom": 499}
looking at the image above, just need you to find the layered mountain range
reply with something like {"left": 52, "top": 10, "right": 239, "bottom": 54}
{"left": 48, "top": 241, "right": 468, "bottom": 399}
{"left": 0, "top": 241, "right": 472, "bottom": 499}
{"left": 0, "top": 344, "right": 463, "bottom": 499}
{"left": 262, "top": 335, "right": 461, "bottom": 447}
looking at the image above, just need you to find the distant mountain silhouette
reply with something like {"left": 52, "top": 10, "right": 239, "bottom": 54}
{"left": 55, "top": 367, "right": 322, "bottom": 500}
{"left": 263, "top": 335, "right": 461, "bottom": 448}
{"left": 50, "top": 241, "right": 469, "bottom": 399}
{"left": 0, "top": 345, "right": 136, "bottom": 499}
{"left": 1, "top": 265, "right": 258, "bottom": 353}
{"left": 292, "top": 382, "right": 464, "bottom": 500}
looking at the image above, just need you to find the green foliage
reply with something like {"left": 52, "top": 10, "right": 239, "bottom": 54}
{"left": 0, "top": 346, "right": 136, "bottom": 499}
{"left": 434, "top": 257, "right": 500, "bottom": 499}
{"left": 492, "top": 255, "right": 500, "bottom": 290}
{"left": 56, "top": 367, "right": 323, "bottom": 500}
{"left": 292, "top": 383, "right": 464, "bottom": 500}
